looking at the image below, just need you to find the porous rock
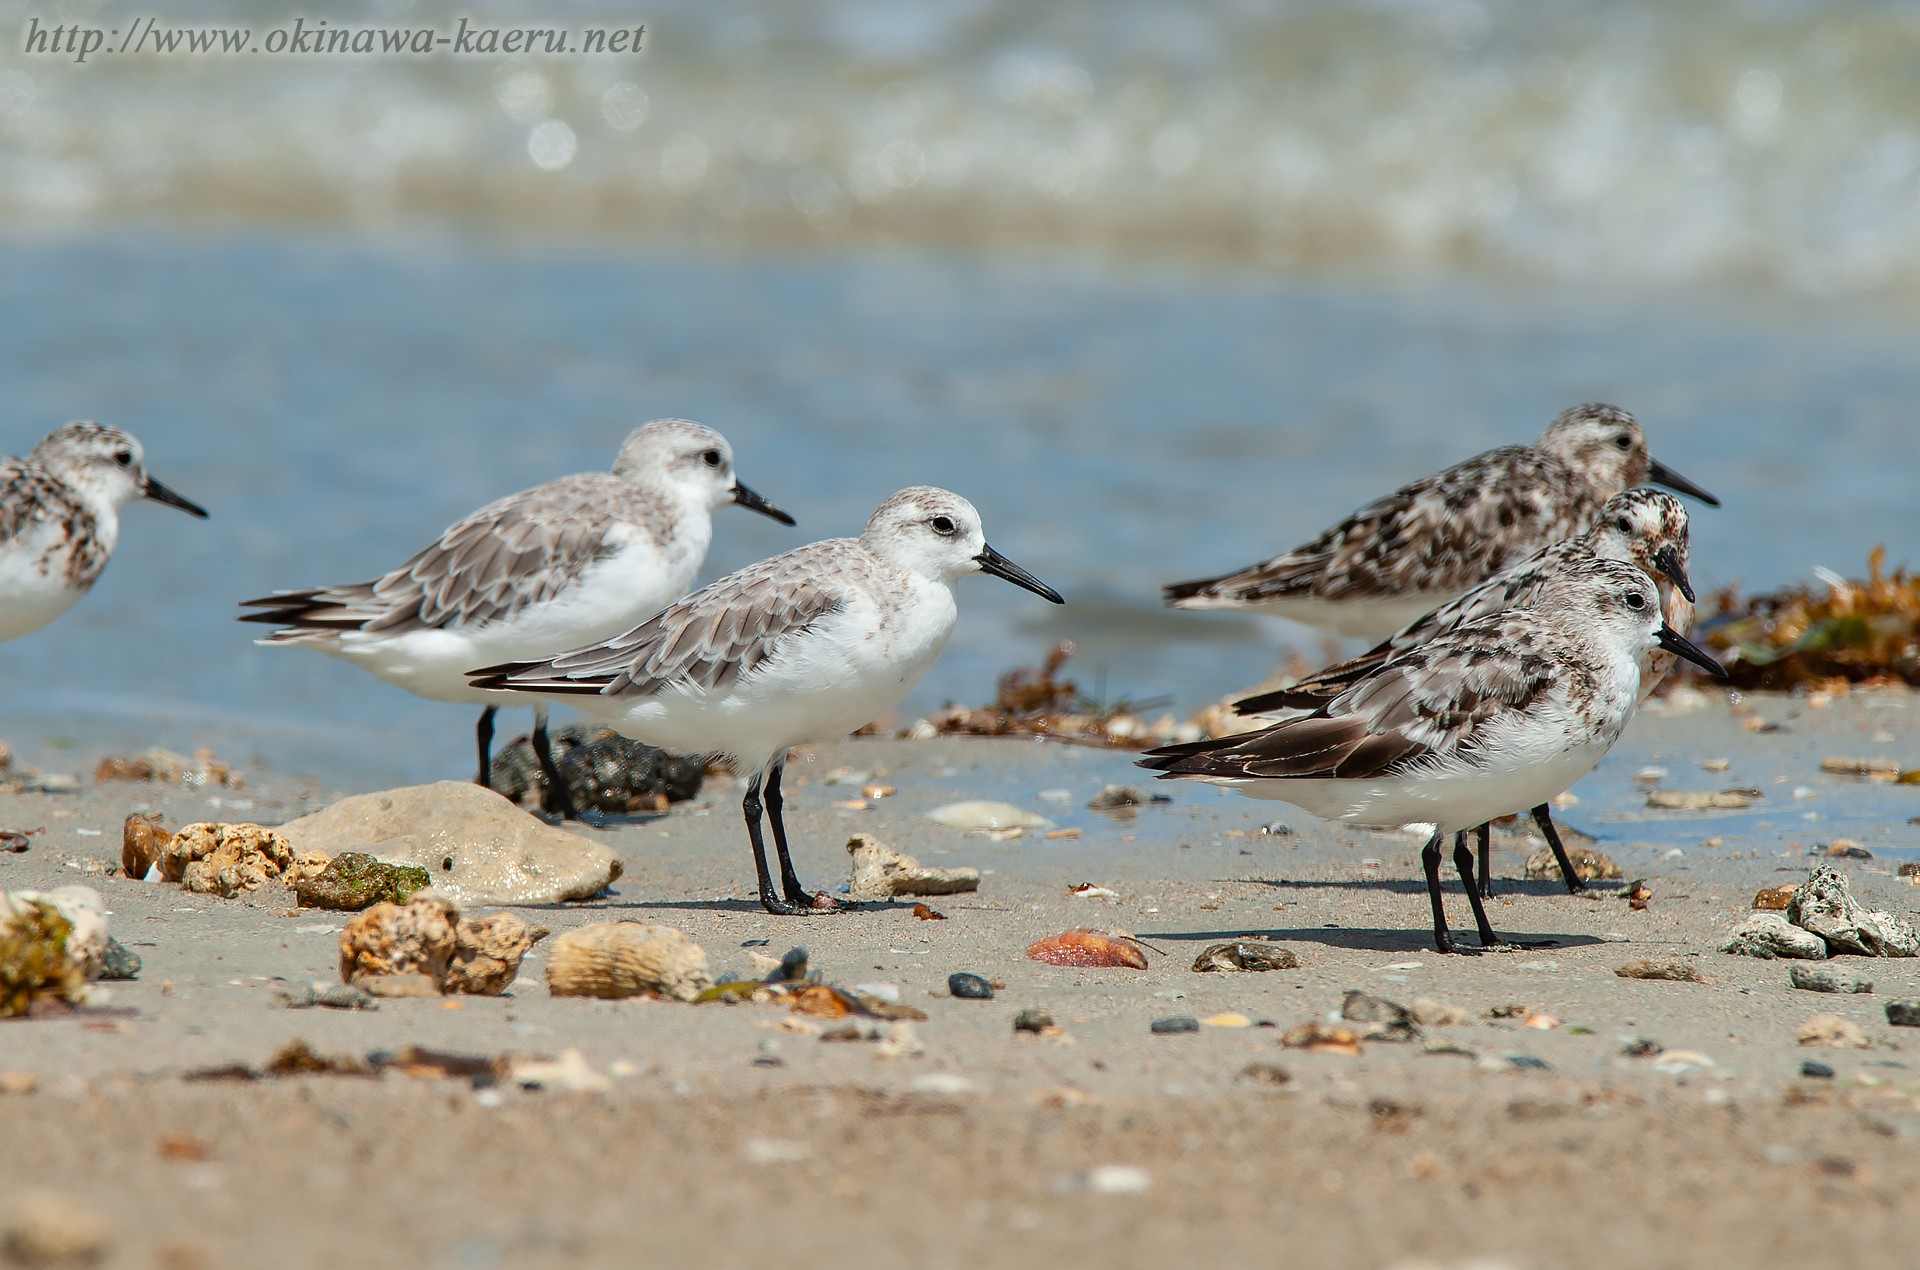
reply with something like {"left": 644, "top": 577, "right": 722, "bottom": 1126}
{"left": 1524, "top": 844, "right": 1620, "bottom": 882}
{"left": 446, "top": 912, "right": 550, "bottom": 995}
{"left": 844, "top": 833, "right": 980, "bottom": 899}
{"left": 1614, "top": 959, "right": 1708, "bottom": 982}
{"left": 1788, "top": 865, "right": 1920, "bottom": 957}
{"left": 278, "top": 781, "right": 622, "bottom": 906}
{"left": 545, "top": 923, "right": 710, "bottom": 1001}
{"left": 1797, "top": 1012, "right": 1873, "bottom": 1049}
{"left": 1719, "top": 910, "right": 1830, "bottom": 960}
{"left": 293, "top": 852, "right": 430, "bottom": 911}
{"left": 339, "top": 894, "right": 459, "bottom": 990}
{"left": 160, "top": 823, "right": 302, "bottom": 897}
{"left": 1, "top": 1189, "right": 109, "bottom": 1267}
{"left": 1341, "top": 989, "right": 1418, "bottom": 1042}
{"left": 1, "top": 886, "right": 108, "bottom": 982}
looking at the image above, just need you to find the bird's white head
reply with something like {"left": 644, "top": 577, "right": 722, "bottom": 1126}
{"left": 1534, "top": 403, "right": 1651, "bottom": 496}
{"left": 612, "top": 418, "right": 794, "bottom": 525}
{"left": 1536, "top": 557, "right": 1721, "bottom": 677}
{"left": 1582, "top": 488, "right": 1694, "bottom": 604}
{"left": 28, "top": 422, "right": 207, "bottom": 519}
{"left": 860, "top": 486, "right": 1064, "bottom": 603}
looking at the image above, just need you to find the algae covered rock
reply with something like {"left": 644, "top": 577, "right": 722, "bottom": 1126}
{"left": 278, "top": 781, "right": 622, "bottom": 906}
{"left": 0, "top": 897, "right": 86, "bottom": 1017}
{"left": 293, "top": 852, "right": 430, "bottom": 911}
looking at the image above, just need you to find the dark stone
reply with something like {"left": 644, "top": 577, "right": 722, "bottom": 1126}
{"left": 98, "top": 938, "right": 140, "bottom": 980}
{"left": 1506, "top": 1055, "right": 1550, "bottom": 1070}
{"left": 1621, "top": 1039, "right": 1663, "bottom": 1058}
{"left": 293, "top": 852, "right": 430, "bottom": 911}
{"left": 1013, "top": 1008, "right": 1053, "bottom": 1034}
{"left": 1887, "top": 1000, "right": 1920, "bottom": 1027}
{"left": 774, "top": 946, "right": 809, "bottom": 982}
{"left": 1340, "top": 989, "right": 1418, "bottom": 1042}
{"left": 1801, "top": 1060, "right": 1836, "bottom": 1079}
{"left": 490, "top": 722, "right": 703, "bottom": 814}
{"left": 1789, "top": 964, "right": 1874, "bottom": 994}
{"left": 948, "top": 972, "right": 994, "bottom": 999}
{"left": 1150, "top": 1015, "right": 1199, "bottom": 1034}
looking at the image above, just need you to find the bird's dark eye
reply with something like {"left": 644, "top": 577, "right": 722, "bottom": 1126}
{"left": 930, "top": 515, "right": 956, "bottom": 536}
{"left": 113, "top": 450, "right": 132, "bottom": 467}
{"left": 1616, "top": 517, "right": 1632, "bottom": 533}
{"left": 701, "top": 450, "right": 722, "bottom": 467}
{"left": 1625, "top": 591, "right": 1646, "bottom": 610}
{"left": 1614, "top": 435, "right": 1632, "bottom": 449}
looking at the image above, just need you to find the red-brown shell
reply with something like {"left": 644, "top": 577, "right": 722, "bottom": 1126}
{"left": 1025, "top": 928, "right": 1149, "bottom": 969}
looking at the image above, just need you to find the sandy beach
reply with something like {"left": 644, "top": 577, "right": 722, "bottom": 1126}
{"left": 4, "top": 685, "right": 1918, "bottom": 1269}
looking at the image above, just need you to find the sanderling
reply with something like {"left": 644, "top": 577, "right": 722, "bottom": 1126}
{"left": 1233, "top": 487, "right": 1699, "bottom": 896}
{"left": 1163, "top": 403, "right": 1718, "bottom": 640}
{"left": 468, "top": 486, "right": 1065, "bottom": 915}
{"left": 0, "top": 422, "right": 208, "bottom": 644}
{"left": 239, "top": 419, "right": 793, "bottom": 817}
{"left": 1139, "top": 557, "right": 1725, "bottom": 954}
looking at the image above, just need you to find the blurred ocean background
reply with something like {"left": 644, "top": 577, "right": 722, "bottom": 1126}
{"left": 1, "top": 0, "right": 1917, "bottom": 786}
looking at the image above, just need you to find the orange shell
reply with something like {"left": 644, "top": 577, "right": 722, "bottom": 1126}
{"left": 1025, "top": 928, "right": 1149, "bottom": 969}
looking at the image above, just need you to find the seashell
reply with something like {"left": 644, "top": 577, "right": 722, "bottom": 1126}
{"left": 544, "top": 923, "right": 710, "bottom": 1001}
{"left": 1752, "top": 884, "right": 1797, "bottom": 911}
{"left": 926, "top": 801, "right": 1048, "bottom": 830}
{"left": 339, "top": 894, "right": 459, "bottom": 990}
{"left": 121, "top": 814, "right": 169, "bottom": 881}
{"left": 445, "top": 912, "right": 549, "bottom": 995}
{"left": 1523, "top": 844, "right": 1620, "bottom": 881}
{"left": 1280, "top": 1022, "right": 1362, "bottom": 1055}
{"left": 1025, "top": 927, "right": 1149, "bottom": 969}
{"left": 1190, "top": 941, "right": 1297, "bottom": 973}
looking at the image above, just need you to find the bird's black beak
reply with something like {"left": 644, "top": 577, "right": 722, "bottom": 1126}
{"left": 1650, "top": 545, "right": 1696, "bottom": 604}
{"left": 975, "top": 544, "right": 1064, "bottom": 604}
{"left": 731, "top": 481, "right": 795, "bottom": 526}
{"left": 142, "top": 475, "right": 208, "bottom": 519}
{"left": 1658, "top": 624, "right": 1725, "bottom": 678}
{"left": 1647, "top": 459, "right": 1720, "bottom": 508}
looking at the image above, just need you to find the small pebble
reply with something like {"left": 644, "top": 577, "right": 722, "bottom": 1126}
{"left": 1013, "top": 1008, "right": 1053, "bottom": 1033}
{"left": 948, "top": 973, "right": 994, "bottom": 1000}
{"left": 1801, "top": 1060, "right": 1836, "bottom": 1080}
{"left": 1789, "top": 965, "right": 1873, "bottom": 995}
{"left": 1887, "top": 1001, "right": 1920, "bottom": 1028}
{"left": 97, "top": 939, "right": 140, "bottom": 981}
{"left": 1150, "top": 1015, "right": 1199, "bottom": 1035}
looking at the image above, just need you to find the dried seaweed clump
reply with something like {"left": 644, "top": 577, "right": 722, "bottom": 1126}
{"left": 1704, "top": 547, "right": 1920, "bottom": 691}
{"left": 902, "top": 642, "right": 1200, "bottom": 749}
{"left": 0, "top": 900, "right": 83, "bottom": 1018}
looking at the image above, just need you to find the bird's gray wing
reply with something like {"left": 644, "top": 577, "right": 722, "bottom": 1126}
{"left": 469, "top": 541, "right": 855, "bottom": 698}
{"left": 1146, "top": 613, "right": 1563, "bottom": 780}
{"left": 240, "top": 474, "right": 647, "bottom": 636}
{"left": 1166, "top": 445, "right": 1597, "bottom": 607}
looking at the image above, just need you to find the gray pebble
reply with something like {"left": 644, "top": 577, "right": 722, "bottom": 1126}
{"left": 1150, "top": 1015, "right": 1199, "bottom": 1035}
{"left": 1013, "top": 1008, "right": 1053, "bottom": 1034}
{"left": 1887, "top": 1000, "right": 1920, "bottom": 1028}
{"left": 1801, "top": 1060, "right": 1836, "bottom": 1079}
{"left": 97, "top": 938, "right": 140, "bottom": 981}
{"left": 948, "top": 972, "right": 994, "bottom": 1000}
{"left": 1789, "top": 964, "right": 1874, "bottom": 994}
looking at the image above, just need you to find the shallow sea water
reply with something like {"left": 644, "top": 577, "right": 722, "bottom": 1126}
{"left": 0, "top": 231, "right": 1916, "bottom": 787}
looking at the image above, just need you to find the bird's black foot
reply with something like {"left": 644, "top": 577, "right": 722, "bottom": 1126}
{"left": 1433, "top": 933, "right": 1486, "bottom": 956}
{"left": 761, "top": 889, "right": 858, "bottom": 915}
{"left": 756, "top": 895, "right": 824, "bottom": 916}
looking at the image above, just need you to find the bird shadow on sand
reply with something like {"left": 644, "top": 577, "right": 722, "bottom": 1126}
{"left": 1135, "top": 925, "right": 1613, "bottom": 954}
{"left": 1228, "top": 875, "right": 1629, "bottom": 899}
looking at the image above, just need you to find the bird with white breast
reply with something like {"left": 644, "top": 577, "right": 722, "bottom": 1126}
{"left": 239, "top": 419, "right": 793, "bottom": 818}
{"left": 469, "top": 486, "right": 1065, "bottom": 916}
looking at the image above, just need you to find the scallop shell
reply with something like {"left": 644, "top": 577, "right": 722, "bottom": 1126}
{"left": 1025, "top": 927, "right": 1149, "bottom": 969}
{"left": 545, "top": 923, "right": 710, "bottom": 1001}
{"left": 121, "top": 814, "right": 169, "bottom": 881}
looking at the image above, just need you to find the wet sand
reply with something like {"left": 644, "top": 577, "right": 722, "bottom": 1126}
{"left": 3, "top": 687, "right": 1918, "bottom": 1269}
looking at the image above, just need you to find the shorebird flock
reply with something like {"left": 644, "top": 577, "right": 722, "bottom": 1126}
{"left": 1, "top": 403, "right": 1723, "bottom": 948}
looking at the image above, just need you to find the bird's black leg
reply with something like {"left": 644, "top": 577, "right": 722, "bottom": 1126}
{"left": 1454, "top": 833, "right": 1505, "bottom": 947}
{"left": 1533, "top": 803, "right": 1587, "bottom": 894}
{"left": 743, "top": 771, "right": 812, "bottom": 916}
{"left": 531, "top": 704, "right": 581, "bottom": 821}
{"left": 1423, "top": 829, "right": 1479, "bottom": 955}
{"left": 475, "top": 706, "right": 498, "bottom": 788}
{"left": 1477, "top": 822, "right": 1494, "bottom": 899}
